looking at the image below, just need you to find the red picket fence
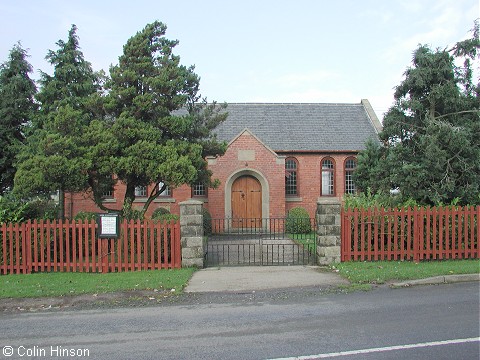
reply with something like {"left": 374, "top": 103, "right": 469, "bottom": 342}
{"left": 341, "top": 206, "right": 480, "bottom": 262}
{"left": 0, "top": 219, "right": 181, "bottom": 275}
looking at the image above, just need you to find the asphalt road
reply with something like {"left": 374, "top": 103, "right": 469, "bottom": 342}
{"left": 1, "top": 282, "right": 479, "bottom": 360}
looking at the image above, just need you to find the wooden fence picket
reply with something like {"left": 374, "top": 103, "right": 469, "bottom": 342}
{"left": 0, "top": 219, "right": 181, "bottom": 275}
{"left": 341, "top": 206, "right": 479, "bottom": 262}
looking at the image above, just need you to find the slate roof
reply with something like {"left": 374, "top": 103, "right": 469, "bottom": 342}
{"left": 213, "top": 101, "right": 381, "bottom": 152}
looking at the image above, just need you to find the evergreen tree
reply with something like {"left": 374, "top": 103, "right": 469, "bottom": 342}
{"left": 14, "top": 25, "right": 102, "bottom": 217}
{"left": 36, "top": 24, "right": 101, "bottom": 124}
{"left": 0, "top": 43, "right": 37, "bottom": 194}
{"left": 355, "top": 22, "right": 480, "bottom": 205}
{"left": 93, "top": 21, "right": 227, "bottom": 215}
{"left": 14, "top": 21, "right": 227, "bottom": 217}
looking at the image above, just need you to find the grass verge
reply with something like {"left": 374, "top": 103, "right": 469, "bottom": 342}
{"left": 288, "top": 232, "right": 316, "bottom": 254}
{"left": 333, "top": 259, "right": 480, "bottom": 285}
{"left": 0, "top": 268, "right": 196, "bottom": 299}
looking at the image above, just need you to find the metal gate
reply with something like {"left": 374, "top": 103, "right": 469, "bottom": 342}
{"left": 205, "top": 218, "right": 317, "bottom": 266}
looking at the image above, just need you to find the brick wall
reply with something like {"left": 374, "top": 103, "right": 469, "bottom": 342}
{"left": 65, "top": 133, "right": 356, "bottom": 220}
{"left": 65, "top": 182, "right": 194, "bottom": 218}
{"left": 207, "top": 130, "right": 286, "bottom": 219}
{"left": 283, "top": 153, "right": 356, "bottom": 219}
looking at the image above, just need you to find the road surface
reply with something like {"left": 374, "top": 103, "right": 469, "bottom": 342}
{"left": 1, "top": 282, "right": 479, "bottom": 359}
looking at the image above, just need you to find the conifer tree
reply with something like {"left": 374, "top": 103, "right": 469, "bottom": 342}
{"left": 14, "top": 22, "right": 227, "bottom": 217}
{"left": 0, "top": 43, "right": 37, "bottom": 194}
{"left": 14, "top": 25, "right": 102, "bottom": 217}
{"left": 96, "top": 21, "right": 227, "bottom": 215}
{"left": 354, "top": 22, "right": 480, "bottom": 205}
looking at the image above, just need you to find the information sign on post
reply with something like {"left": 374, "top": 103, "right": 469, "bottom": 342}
{"left": 97, "top": 213, "right": 120, "bottom": 239}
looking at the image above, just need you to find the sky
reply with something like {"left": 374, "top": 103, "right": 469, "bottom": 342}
{"left": 0, "top": 0, "right": 478, "bottom": 120}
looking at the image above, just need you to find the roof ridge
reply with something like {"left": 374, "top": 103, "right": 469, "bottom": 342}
{"left": 225, "top": 102, "right": 363, "bottom": 106}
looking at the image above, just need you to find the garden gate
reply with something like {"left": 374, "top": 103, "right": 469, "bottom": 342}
{"left": 205, "top": 218, "right": 317, "bottom": 266}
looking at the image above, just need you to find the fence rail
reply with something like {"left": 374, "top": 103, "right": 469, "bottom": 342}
{"left": 0, "top": 219, "right": 181, "bottom": 275}
{"left": 341, "top": 206, "right": 480, "bottom": 261}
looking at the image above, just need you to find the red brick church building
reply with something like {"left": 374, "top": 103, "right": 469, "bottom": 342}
{"left": 65, "top": 99, "right": 381, "bottom": 220}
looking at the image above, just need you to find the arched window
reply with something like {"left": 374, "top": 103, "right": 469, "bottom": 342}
{"left": 285, "top": 157, "right": 298, "bottom": 196}
{"left": 321, "top": 158, "right": 335, "bottom": 196}
{"left": 344, "top": 157, "right": 357, "bottom": 194}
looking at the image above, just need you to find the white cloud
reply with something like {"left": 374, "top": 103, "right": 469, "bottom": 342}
{"left": 382, "top": 1, "right": 473, "bottom": 65}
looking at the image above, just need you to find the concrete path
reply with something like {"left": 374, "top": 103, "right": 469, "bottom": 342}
{"left": 184, "top": 266, "right": 349, "bottom": 293}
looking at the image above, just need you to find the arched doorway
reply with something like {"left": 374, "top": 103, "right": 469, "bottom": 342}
{"left": 231, "top": 175, "right": 262, "bottom": 228}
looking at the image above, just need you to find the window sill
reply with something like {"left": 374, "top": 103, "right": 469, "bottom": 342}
{"left": 286, "top": 197, "right": 302, "bottom": 202}
{"left": 102, "top": 198, "right": 116, "bottom": 203}
{"left": 154, "top": 198, "right": 176, "bottom": 203}
{"left": 191, "top": 196, "right": 208, "bottom": 202}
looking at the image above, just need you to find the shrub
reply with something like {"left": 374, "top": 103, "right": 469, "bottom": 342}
{"left": 152, "top": 207, "right": 170, "bottom": 218}
{"left": 156, "top": 213, "right": 179, "bottom": 223}
{"left": 343, "top": 188, "right": 421, "bottom": 209}
{"left": 74, "top": 211, "right": 98, "bottom": 221}
{"left": 0, "top": 194, "right": 28, "bottom": 223}
{"left": 152, "top": 208, "right": 179, "bottom": 223}
{"left": 23, "top": 198, "right": 59, "bottom": 220}
{"left": 0, "top": 194, "right": 59, "bottom": 223}
{"left": 286, "top": 207, "right": 312, "bottom": 234}
{"left": 203, "top": 207, "right": 212, "bottom": 235}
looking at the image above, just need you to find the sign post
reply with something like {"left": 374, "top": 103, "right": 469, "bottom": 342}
{"left": 98, "top": 213, "right": 120, "bottom": 239}
{"left": 97, "top": 214, "right": 120, "bottom": 273}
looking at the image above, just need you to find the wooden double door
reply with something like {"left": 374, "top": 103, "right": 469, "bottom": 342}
{"left": 231, "top": 175, "right": 262, "bottom": 228}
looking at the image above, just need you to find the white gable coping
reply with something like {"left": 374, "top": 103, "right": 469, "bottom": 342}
{"left": 361, "top": 99, "right": 383, "bottom": 134}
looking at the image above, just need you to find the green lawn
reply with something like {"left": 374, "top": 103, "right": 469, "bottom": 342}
{"left": 287, "top": 232, "right": 316, "bottom": 254}
{"left": 1, "top": 260, "right": 478, "bottom": 299}
{"left": 287, "top": 232, "right": 316, "bottom": 240}
{"left": 0, "top": 268, "right": 196, "bottom": 299}
{"left": 333, "top": 259, "right": 480, "bottom": 285}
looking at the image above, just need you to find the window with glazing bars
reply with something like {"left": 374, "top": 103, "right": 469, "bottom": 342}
{"left": 321, "top": 158, "right": 335, "bottom": 195}
{"left": 134, "top": 186, "right": 147, "bottom": 197}
{"left": 285, "top": 158, "right": 298, "bottom": 195}
{"left": 345, "top": 158, "right": 357, "bottom": 194}
{"left": 101, "top": 176, "right": 114, "bottom": 199}
{"left": 158, "top": 182, "right": 171, "bottom": 196}
{"left": 102, "top": 189, "right": 114, "bottom": 199}
{"left": 192, "top": 183, "right": 206, "bottom": 197}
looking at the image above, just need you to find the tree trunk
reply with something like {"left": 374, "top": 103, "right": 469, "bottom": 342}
{"left": 142, "top": 183, "right": 163, "bottom": 214}
{"left": 58, "top": 189, "right": 65, "bottom": 220}
{"left": 123, "top": 182, "right": 136, "bottom": 217}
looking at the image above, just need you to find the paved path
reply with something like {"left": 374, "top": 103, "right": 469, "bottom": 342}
{"left": 184, "top": 266, "right": 479, "bottom": 293}
{"left": 184, "top": 265, "right": 349, "bottom": 292}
